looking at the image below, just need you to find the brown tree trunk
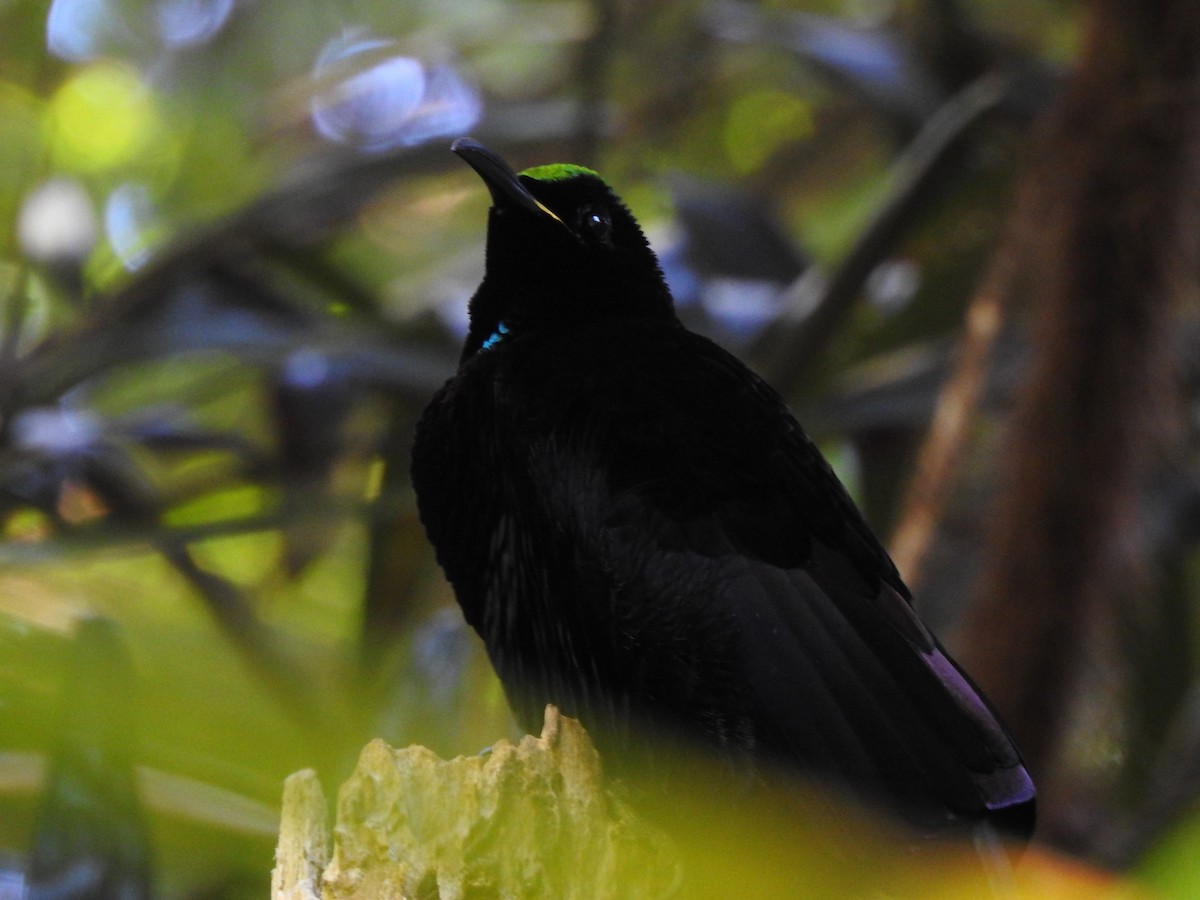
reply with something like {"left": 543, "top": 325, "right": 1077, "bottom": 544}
{"left": 956, "top": 0, "right": 1200, "bottom": 822}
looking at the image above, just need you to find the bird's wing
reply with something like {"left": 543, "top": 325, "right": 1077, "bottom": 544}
{"left": 529, "top": 329, "right": 1033, "bottom": 826}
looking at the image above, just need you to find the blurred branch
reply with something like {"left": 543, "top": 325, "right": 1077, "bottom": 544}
{"left": 360, "top": 404, "right": 429, "bottom": 668}
{"left": 0, "top": 142, "right": 466, "bottom": 725}
{"left": 0, "top": 263, "right": 31, "bottom": 373}
{"left": 571, "top": 0, "right": 622, "bottom": 167}
{"left": 888, "top": 210, "right": 1018, "bottom": 589}
{"left": 0, "top": 501, "right": 369, "bottom": 566}
{"left": 157, "top": 542, "right": 317, "bottom": 711}
{"left": 3, "top": 143, "right": 451, "bottom": 414}
{"left": 751, "top": 73, "right": 1012, "bottom": 395}
{"left": 704, "top": 0, "right": 943, "bottom": 140}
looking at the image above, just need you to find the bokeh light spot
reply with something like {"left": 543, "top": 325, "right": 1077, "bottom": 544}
{"left": 156, "top": 0, "right": 235, "bottom": 48}
{"left": 310, "top": 31, "right": 481, "bottom": 152}
{"left": 48, "top": 61, "right": 161, "bottom": 173}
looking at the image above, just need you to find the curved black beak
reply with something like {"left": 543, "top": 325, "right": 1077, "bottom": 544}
{"left": 451, "top": 137, "right": 566, "bottom": 226}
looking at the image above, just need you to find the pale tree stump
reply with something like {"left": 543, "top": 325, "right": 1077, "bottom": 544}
{"left": 272, "top": 706, "right": 679, "bottom": 899}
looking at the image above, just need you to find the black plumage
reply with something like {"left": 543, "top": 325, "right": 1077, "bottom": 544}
{"left": 411, "top": 138, "right": 1034, "bottom": 835}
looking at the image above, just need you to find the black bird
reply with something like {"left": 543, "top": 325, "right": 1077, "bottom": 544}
{"left": 411, "top": 138, "right": 1035, "bottom": 836}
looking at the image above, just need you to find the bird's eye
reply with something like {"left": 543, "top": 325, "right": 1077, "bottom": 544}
{"left": 580, "top": 205, "right": 613, "bottom": 245}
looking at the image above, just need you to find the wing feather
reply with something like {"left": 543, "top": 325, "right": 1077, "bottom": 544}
{"left": 527, "top": 327, "right": 1033, "bottom": 822}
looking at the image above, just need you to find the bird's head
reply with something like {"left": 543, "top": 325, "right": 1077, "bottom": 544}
{"left": 451, "top": 138, "right": 674, "bottom": 359}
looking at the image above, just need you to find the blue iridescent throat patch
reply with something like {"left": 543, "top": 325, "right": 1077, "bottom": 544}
{"left": 482, "top": 321, "right": 509, "bottom": 350}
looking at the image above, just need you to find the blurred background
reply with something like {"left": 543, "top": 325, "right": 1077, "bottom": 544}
{"left": 0, "top": 0, "right": 1198, "bottom": 895}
